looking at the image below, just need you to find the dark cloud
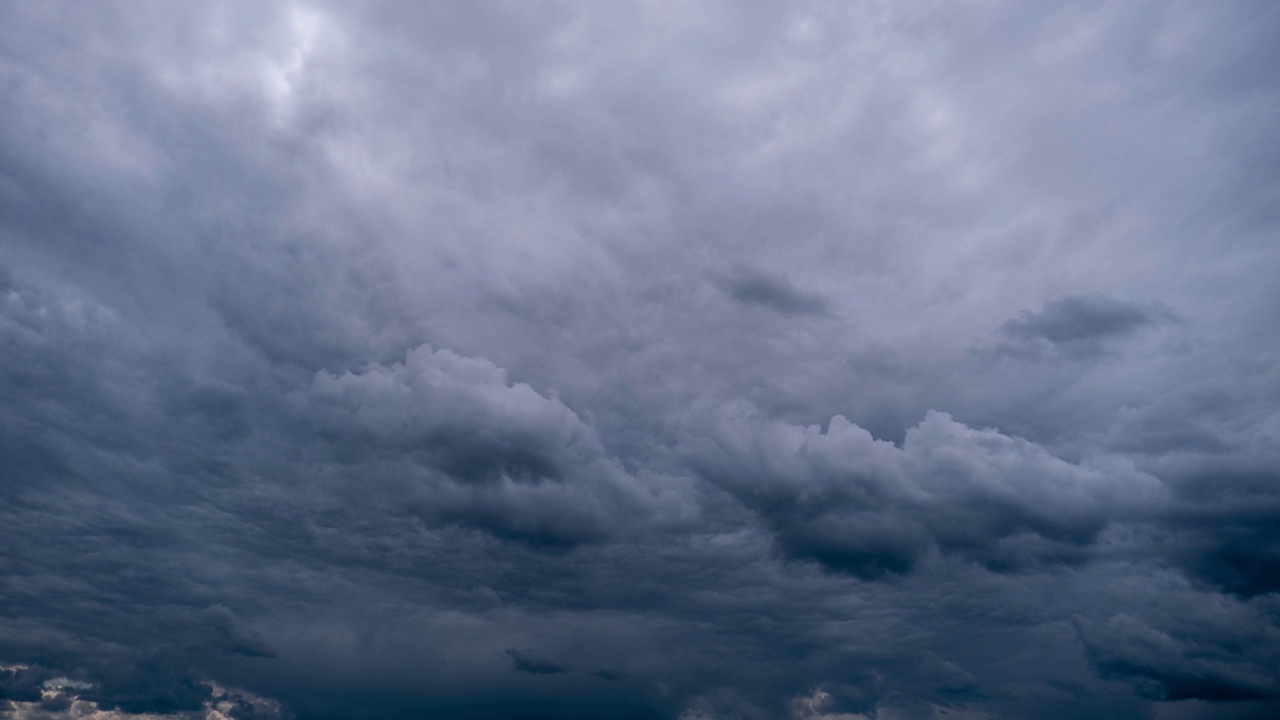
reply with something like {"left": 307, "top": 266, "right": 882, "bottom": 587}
{"left": 1182, "top": 525, "right": 1280, "bottom": 598}
{"left": 288, "top": 344, "right": 689, "bottom": 546}
{"left": 686, "top": 408, "right": 1160, "bottom": 578}
{"left": 0, "top": 665, "right": 49, "bottom": 704}
{"left": 183, "top": 605, "right": 277, "bottom": 659}
{"left": 1159, "top": 465, "right": 1280, "bottom": 597}
{"left": 505, "top": 649, "right": 570, "bottom": 675}
{"left": 1073, "top": 613, "right": 1279, "bottom": 702}
{"left": 2, "top": 1, "right": 1279, "bottom": 718}
{"left": 998, "top": 295, "right": 1174, "bottom": 359}
{"left": 719, "top": 267, "right": 828, "bottom": 316}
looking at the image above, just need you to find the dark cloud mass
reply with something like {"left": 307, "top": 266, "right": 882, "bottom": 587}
{"left": 720, "top": 266, "right": 829, "bottom": 316}
{"left": 997, "top": 294, "right": 1173, "bottom": 359}
{"left": 1004, "top": 295, "right": 1158, "bottom": 342}
{"left": 686, "top": 409, "right": 1161, "bottom": 578}
{"left": 2, "top": 1, "right": 1279, "bottom": 719}
{"left": 505, "top": 648, "right": 570, "bottom": 675}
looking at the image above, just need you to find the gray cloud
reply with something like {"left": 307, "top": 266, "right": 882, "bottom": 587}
{"left": 2, "top": 0, "right": 1279, "bottom": 718}
{"left": 719, "top": 266, "right": 828, "bottom": 316}
{"left": 998, "top": 295, "right": 1175, "bottom": 359}
{"left": 1074, "top": 612, "right": 1279, "bottom": 702}
{"left": 505, "top": 648, "right": 570, "bottom": 675}
{"left": 1159, "top": 463, "right": 1280, "bottom": 598}
{"left": 686, "top": 408, "right": 1161, "bottom": 578}
{"left": 288, "top": 344, "right": 690, "bottom": 546}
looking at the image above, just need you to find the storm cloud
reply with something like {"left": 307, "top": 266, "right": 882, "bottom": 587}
{"left": 2, "top": 1, "right": 1279, "bottom": 719}
{"left": 686, "top": 408, "right": 1162, "bottom": 577}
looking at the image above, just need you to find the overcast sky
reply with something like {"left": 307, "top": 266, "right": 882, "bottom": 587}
{"left": 2, "top": 2, "right": 1279, "bottom": 719}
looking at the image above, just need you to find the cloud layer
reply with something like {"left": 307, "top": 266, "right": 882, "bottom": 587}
{"left": 2, "top": 1, "right": 1279, "bottom": 719}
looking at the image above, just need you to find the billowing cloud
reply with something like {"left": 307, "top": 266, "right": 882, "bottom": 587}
{"left": 686, "top": 407, "right": 1161, "bottom": 577}
{"left": 290, "top": 344, "right": 690, "bottom": 545}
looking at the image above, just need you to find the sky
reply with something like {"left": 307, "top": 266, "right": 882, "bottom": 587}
{"left": 1, "top": 1, "right": 1279, "bottom": 719}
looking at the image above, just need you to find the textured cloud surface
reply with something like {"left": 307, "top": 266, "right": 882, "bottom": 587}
{"left": 2, "top": 1, "right": 1279, "bottom": 719}
{"left": 688, "top": 409, "right": 1162, "bottom": 577}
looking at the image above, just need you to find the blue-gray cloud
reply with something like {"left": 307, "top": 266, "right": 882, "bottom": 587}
{"left": 998, "top": 294, "right": 1175, "bottom": 358}
{"left": 720, "top": 266, "right": 828, "bottom": 316}
{"left": 685, "top": 408, "right": 1161, "bottom": 578}
{"left": 2, "top": 1, "right": 1279, "bottom": 719}
{"left": 506, "top": 648, "right": 570, "bottom": 675}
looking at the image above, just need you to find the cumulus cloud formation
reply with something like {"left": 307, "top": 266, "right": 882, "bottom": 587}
{"left": 291, "top": 344, "right": 686, "bottom": 545}
{"left": 2, "top": 1, "right": 1279, "bottom": 718}
{"left": 688, "top": 408, "right": 1162, "bottom": 577}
